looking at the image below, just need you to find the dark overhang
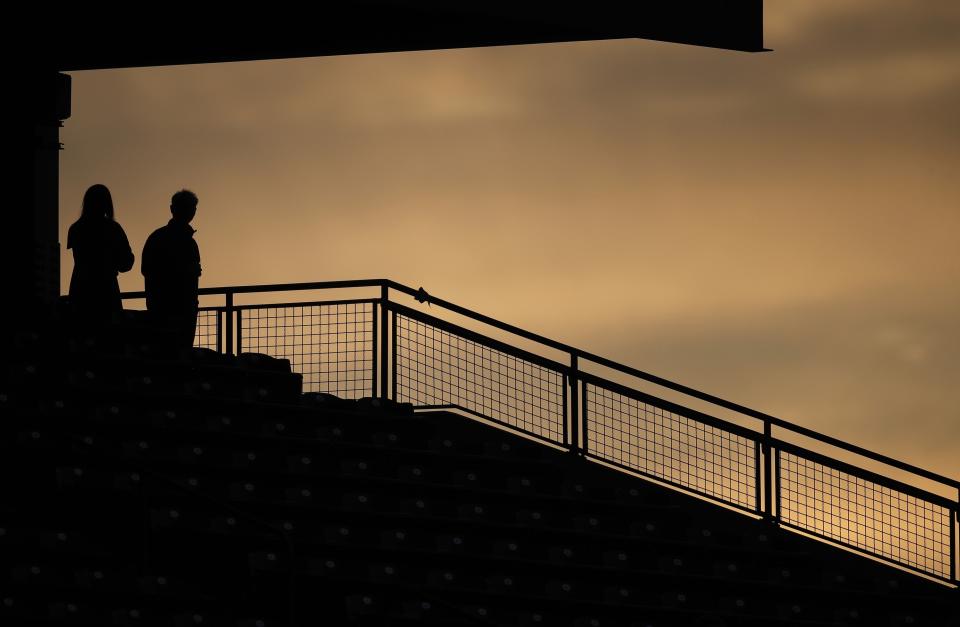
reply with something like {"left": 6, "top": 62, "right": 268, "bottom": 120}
{"left": 34, "top": 1, "right": 764, "bottom": 72}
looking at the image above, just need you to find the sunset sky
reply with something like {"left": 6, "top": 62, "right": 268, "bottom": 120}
{"left": 59, "top": 1, "right": 959, "bottom": 486}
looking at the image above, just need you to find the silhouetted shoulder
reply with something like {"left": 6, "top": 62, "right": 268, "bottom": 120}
{"left": 66, "top": 221, "right": 79, "bottom": 249}
{"left": 110, "top": 220, "right": 135, "bottom": 273}
{"left": 141, "top": 227, "right": 162, "bottom": 277}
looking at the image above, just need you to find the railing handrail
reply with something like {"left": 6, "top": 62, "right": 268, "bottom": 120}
{"left": 117, "top": 278, "right": 387, "bottom": 300}
{"left": 120, "top": 278, "right": 959, "bottom": 493}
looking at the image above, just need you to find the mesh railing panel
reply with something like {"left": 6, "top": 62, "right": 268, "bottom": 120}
{"left": 395, "top": 314, "right": 565, "bottom": 442}
{"left": 779, "top": 451, "right": 953, "bottom": 580}
{"left": 193, "top": 309, "right": 219, "bottom": 351}
{"left": 239, "top": 302, "right": 375, "bottom": 398}
{"left": 585, "top": 383, "right": 758, "bottom": 511}
{"left": 122, "top": 284, "right": 958, "bottom": 585}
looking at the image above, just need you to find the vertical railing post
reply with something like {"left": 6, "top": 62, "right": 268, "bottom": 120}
{"left": 774, "top": 447, "right": 781, "bottom": 525}
{"left": 236, "top": 309, "right": 243, "bottom": 354}
{"left": 391, "top": 311, "right": 398, "bottom": 401}
{"left": 561, "top": 373, "right": 568, "bottom": 447}
{"left": 216, "top": 309, "right": 223, "bottom": 354}
{"left": 754, "top": 440, "right": 762, "bottom": 515}
{"left": 370, "top": 302, "right": 378, "bottom": 400}
{"left": 225, "top": 291, "right": 234, "bottom": 356}
{"left": 581, "top": 378, "right": 589, "bottom": 455}
{"left": 380, "top": 285, "right": 389, "bottom": 403}
{"left": 763, "top": 419, "right": 775, "bottom": 524}
{"left": 569, "top": 353, "right": 580, "bottom": 455}
{"left": 952, "top": 496, "right": 958, "bottom": 585}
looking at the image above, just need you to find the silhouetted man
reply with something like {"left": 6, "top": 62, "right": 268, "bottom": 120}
{"left": 142, "top": 190, "right": 202, "bottom": 350}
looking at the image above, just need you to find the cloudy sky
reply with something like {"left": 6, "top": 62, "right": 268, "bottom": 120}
{"left": 59, "top": 1, "right": 959, "bottom": 486}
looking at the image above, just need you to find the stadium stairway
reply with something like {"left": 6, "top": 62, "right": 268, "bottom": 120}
{"left": 2, "top": 309, "right": 957, "bottom": 626}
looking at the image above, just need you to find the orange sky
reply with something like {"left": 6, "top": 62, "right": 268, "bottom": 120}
{"left": 59, "top": 1, "right": 959, "bottom": 485}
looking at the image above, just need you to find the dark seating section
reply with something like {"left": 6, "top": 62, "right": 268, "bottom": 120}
{"left": 2, "top": 310, "right": 957, "bottom": 626}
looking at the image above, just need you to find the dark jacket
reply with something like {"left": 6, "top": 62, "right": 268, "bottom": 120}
{"left": 67, "top": 216, "right": 135, "bottom": 313}
{"left": 141, "top": 219, "right": 202, "bottom": 312}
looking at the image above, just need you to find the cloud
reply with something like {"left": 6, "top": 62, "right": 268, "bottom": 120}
{"left": 766, "top": 0, "right": 960, "bottom": 48}
{"left": 874, "top": 326, "right": 932, "bottom": 366}
{"left": 587, "top": 285, "right": 960, "bottom": 478}
{"left": 73, "top": 50, "right": 529, "bottom": 136}
{"left": 792, "top": 48, "right": 960, "bottom": 102}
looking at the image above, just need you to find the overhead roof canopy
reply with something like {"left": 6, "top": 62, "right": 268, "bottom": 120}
{"left": 36, "top": 1, "right": 764, "bottom": 72}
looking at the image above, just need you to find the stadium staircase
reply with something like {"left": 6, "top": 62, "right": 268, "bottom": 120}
{"left": 2, "top": 299, "right": 957, "bottom": 627}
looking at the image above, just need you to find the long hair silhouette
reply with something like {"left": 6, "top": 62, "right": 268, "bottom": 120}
{"left": 67, "top": 183, "right": 134, "bottom": 318}
{"left": 80, "top": 183, "right": 115, "bottom": 220}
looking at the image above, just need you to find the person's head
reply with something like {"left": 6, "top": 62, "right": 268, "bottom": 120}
{"left": 81, "top": 184, "right": 114, "bottom": 220}
{"left": 170, "top": 189, "right": 198, "bottom": 223}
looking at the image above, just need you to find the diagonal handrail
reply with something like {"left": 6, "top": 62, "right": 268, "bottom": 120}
{"left": 121, "top": 278, "right": 958, "bottom": 489}
{"left": 118, "top": 278, "right": 960, "bottom": 585}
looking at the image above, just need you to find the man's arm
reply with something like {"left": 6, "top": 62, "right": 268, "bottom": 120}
{"left": 141, "top": 231, "right": 156, "bottom": 278}
{"left": 192, "top": 240, "right": 201, "bottom": 277}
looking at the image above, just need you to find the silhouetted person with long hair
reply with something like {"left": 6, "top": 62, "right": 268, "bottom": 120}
{"left": 141, "top": 190, "right": 202, "bottom": 351}
{"left": 67, "top": 184, "right": 135, "bottom": 318}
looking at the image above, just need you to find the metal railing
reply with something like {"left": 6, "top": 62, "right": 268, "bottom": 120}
{"left": 120, "top": 279, "right": 960, "bottom": 586}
